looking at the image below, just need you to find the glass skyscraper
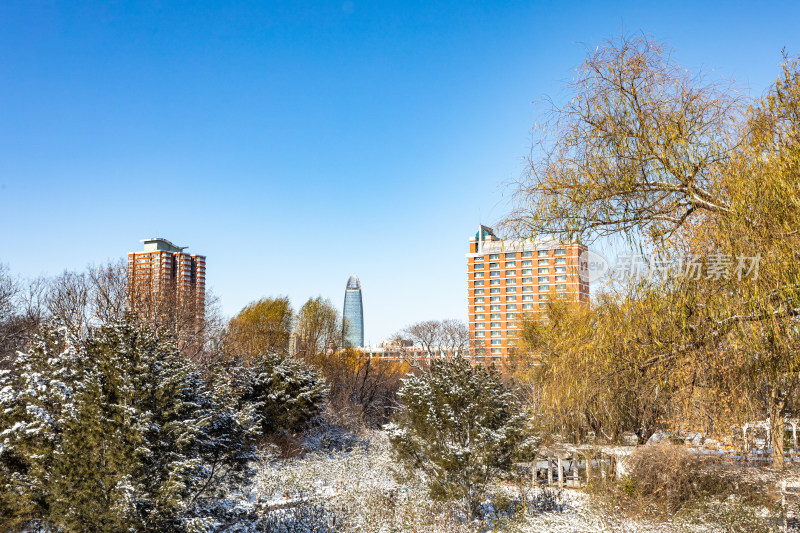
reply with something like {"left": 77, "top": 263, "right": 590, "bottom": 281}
{"left": 343, "top": 275, "right": 364, "bottom": 347}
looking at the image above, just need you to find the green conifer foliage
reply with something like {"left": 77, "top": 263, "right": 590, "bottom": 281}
{"left": 238, "top": 352, "right": 328, "bottom": 436}
{"left": 385, "top": 358, "right": 527, "bottom": 519}
{"left": 0, "top": 319, "right": 261, "bottom": 532}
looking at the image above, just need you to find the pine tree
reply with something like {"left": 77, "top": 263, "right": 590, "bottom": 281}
{"left": 0, "top": 319, "right": 261, "bottom": 532}
{"left": 237, "top": 352, "right": 328, "bottom": 436}
{"left": 385, "top": 358, "right": 527, "bottom": 519}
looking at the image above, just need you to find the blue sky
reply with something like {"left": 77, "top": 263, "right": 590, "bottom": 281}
{"left": 1, "top": 1, "right": 798, "bottom": 344}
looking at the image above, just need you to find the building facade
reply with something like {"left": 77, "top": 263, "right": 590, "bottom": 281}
{"left": 467, "top": 226, "right": 588, "bottom": 362}
{"left": 343, "top": 275, "right": 364, "bottom": 347}
{"left": 127, "top": 238, "right": 206, "bottom": 325}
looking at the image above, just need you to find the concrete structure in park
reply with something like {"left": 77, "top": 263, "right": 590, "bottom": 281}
{"left": 127, "top": 237, "right": 206, "bottom": 325}
{"left": 467, "top": 226, "right": 588, "bottom": 361}
{"left": 343, "top": 275, "right": 364, "bottom": 347}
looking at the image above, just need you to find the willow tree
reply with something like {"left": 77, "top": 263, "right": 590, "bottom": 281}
{"left": 518, "top": 286, "right": 681, "bottom": 445}
{"left": 503, "top": 35, "right": 800, "bottom": 467}
{"left": 226, "top": 296, "right": 294, "bottom": 360}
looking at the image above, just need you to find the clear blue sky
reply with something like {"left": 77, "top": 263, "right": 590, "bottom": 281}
{"left": 1, "top": 1, "right": 798, "bottom": 344}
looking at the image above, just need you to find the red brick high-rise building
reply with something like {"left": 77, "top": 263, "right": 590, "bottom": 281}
{"left": 127, "top": 238, "right": 206, "bottom": 325}
{"left": 467, "top": 226, "right": 588, "bottom": 363}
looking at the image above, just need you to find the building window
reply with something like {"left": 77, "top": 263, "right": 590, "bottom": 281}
{"left": 474, "top": 280, "right": 484, "bottom": 286}
{"left": 507, "top": 313, "right": 517, "bottom": 319}
{"left": 506, "top": 287, "right": 517, "bottom": 293}
{"left": 522, "top": 286, "right": 534, "bottom": 292}
{"left": 507, "top": 304, "right": 518, "bottom": 310}
{"left": 539, "top": 303, "right": 548, "bottom": 309}
{"left": 475, "top": 322, "right": 485, "bottom": 329}
{"left": 475, "top": 256, "right": 484, "bottom": 260}
{"left": 490, "top": 296, "right": 501, "bottom": 302}
{"left": 521, "top": 269, "right": 532, "bottom": 275}
{"left": 540, "top": 285, "right": 550, "bottom": 292}
{"left": 522, "top": 260, "right": 533, "bottom": 267}
{"left": 490, "top": 288, "right": 501, "bottom": 294}
{"left": 505, "top": 261, "right": 515, "bottom": 268}
{"left": 490, "top": 322, "right": 501, "bottom": 328}
{"left": 490, "top": 305, "right": 501, "bottom": 311}
{"left": 508, "top": 322, "right": 518, "bottom": 329}
{"left": 475, "top": 314, "right": 485, "bottom": 320}
{"left": 555, "top": 248, "right": 566, "bottom": 255}
{"left": 505, "top": 270, "right": 516, "bottom": 276}
{"left": 475, "top": 305, "right": 485, "bottom": 312}
{"left": 538, "top": 259, "right": 548, "bottom": 266}
{"left": 540, "top": 294, "right": 548, "bottom": 301}
{"left": 555, "top": 266, "right": 566, "bottom": 273}
{"left": 522, "top": 251, "right": 533, "bottom": 258}
{"left": 475, "top": 289, "right": 485, "bottom": 295}
{"left": 523, "top": 303, "right": 534, "bottom": 310}
{"left": 489, "top": 262, "right": 499, "bottom": 269}
{"left": 506, "top": 278, "right": 517, "bottom": 285}
{"left": 538, "top": 250, "right": 549, "bottom": 257}
{"left": 522, "top": 277, "right": 533, "bottom": 283}
{"left": 522, "top": 295, "right": 534, "bottom": 301}
{"left": 490, "top": 271, "right": 500, "bottom": 277}
{"left": 506, "top": 252, "right": 516, "bottom": 259}
{"left": 490, "top": 313, "right": 501, "bottom": 319}
{"left": 507, "top": 295, "right": 517, "bottom": 302}
{"left": 491, "top": 348, "right": 502, "bottom": 354}
{"left": 475, "top": 297, "right": 485, "bottom": 303}
{"left": 556, "top": 284, "right": 567, "bottom": 291}
{"left": 490, "top": 279, "right": 500, "bottom": 286}
{"left": 555, "top": 275, "right": 567, "bottom": 282}
{"left": 489, "top": 254, "right": 500, "bottom": 260}
{"left": 538, "top": 268, "right": 548, "bottom": 274}
{"left": 474, "top": 272, "right": 484, "bottom": 278}
{"left": 491, "top": 331, "right": 501, "bottom": 337}
{"left": 555, "top": 258, "right": 566, "bottom": 265}
{"left": 539, "top": 276, "right": 549, "bottom": 283}
{"left": 475, "top": 331, "right": 485, "bottom": 337}
{"left": 474, "top": 263, "right": 484, "bottom": 269}
{"left": 491, "top": 339, "right": 502, "bottom": 345}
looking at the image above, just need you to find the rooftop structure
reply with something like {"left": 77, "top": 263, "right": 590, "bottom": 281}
{"left": 141, "top": 237, "right": 187, "bottom": 253}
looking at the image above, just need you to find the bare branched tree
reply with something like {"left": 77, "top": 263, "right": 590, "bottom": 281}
{"left": 394, "top": 319, "right": 470, "bottom": 371}
{"left": 501, "top": 34, "right": 745, "bottom": 248}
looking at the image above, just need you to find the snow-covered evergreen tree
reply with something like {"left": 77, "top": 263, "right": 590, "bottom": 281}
{"left": 237, "top": 352, "right": 328, "bottom": 436}
{"left": 385, "top": 358, "right": 527, "bottom": 519}
{"left": 0, "top": 319, "right": 261, "bottom": 532}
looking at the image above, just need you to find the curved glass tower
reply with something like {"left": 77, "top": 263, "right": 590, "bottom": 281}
{"left": 343, "top": 275, "right": 364, "bottom": 347}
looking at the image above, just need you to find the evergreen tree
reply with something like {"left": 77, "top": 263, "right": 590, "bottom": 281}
{"left": 0, "top": 319, "right": 261, "bottom": 532}
{"left": 385, "top": 358, "right": 527, "bottom": 519}
{"left": 238, "top": 352, "right": 328, "bottom": 436}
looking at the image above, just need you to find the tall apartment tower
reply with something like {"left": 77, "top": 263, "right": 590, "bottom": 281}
{"left": 127, "top": 238, "right": 206, "bottom": 325}
{"left": 467, "top": 226, "right": 588, "bottom": 363}
{"left": 343, "top": 275, "right": 364, "bottom": 348}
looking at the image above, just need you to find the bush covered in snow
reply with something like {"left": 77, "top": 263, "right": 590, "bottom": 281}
{"left": 0, "top": 320, "right": 261, "bottom": 532}
{"left": 385, "top": 358, "right": 529, "bottom": 519}
{"left": 235, "top": 352, "right": 328, "bottom": 437}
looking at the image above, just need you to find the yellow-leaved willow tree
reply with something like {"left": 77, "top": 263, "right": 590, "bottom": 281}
{"left": 503, "top": 35, "right": 800, "bottom": 468}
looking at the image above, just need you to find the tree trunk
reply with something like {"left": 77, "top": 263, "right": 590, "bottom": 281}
{"left": 770, "top": 388, "right": 787, "bottom": 469}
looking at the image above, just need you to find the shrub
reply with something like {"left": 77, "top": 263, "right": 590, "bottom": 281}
{"left": 385, "top": 358, "right": 527, "bottom": 519}
{"left": 238, "top": 352, "right": 328, "bottom": 437}
{"left": 624, "top": 444, "right": 730, "bottom": 513}
{"left": 0, "top": 320, "right": 260, "bottom": 532}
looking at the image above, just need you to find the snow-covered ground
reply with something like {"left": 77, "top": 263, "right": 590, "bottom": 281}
{"left": 242, "top": 428, "right": 785, "bottom": 532}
